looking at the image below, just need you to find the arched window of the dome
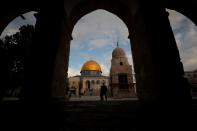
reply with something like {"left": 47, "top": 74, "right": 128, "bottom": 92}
{"left": 86, "top": 80, "right": 90, "bottom": 83}
{"left": 86, "top": 80, "right": 91, "bottom": 88}
{"left": 102, "top": 80, "right": 106, "bottom": 84}
{"left": 91, "top": 80, "right": 95, "bottom": 84}
{"left": 96, "top": 80, "right": 100, "bottom": 85}
{"left": 86, "top": 71, "right": 90, "bottom": 76}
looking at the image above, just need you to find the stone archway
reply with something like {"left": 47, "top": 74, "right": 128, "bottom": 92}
{"left": 0, "top": 0, "right": 195, "bottom": 104}
{"left": 0, "top": 1, "right": 196, "bottom": 130}
{"left": 64, "top": 0, "right": 192, "bottom": 104}
{"left": 0, "top": 9, "right": 40, "bottom": 101}
{"left": 86, "top": 80, "right": 90, "bottom": 88}
{"left": 0, "top": 1, "right": 68, "bottom": 102}
{"left": 66, "top": 0, "right": 138, "bottom": 99}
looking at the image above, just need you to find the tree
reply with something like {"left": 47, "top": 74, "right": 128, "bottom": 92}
{"left": 0, "top": 24, "right": 35, "bottom": 98}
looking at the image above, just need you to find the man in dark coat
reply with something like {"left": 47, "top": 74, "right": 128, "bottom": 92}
{"left": 100, "top": 83, "right": 107, "bottom": 101}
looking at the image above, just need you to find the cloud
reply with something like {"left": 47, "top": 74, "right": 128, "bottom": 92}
{"left": 100, "top": 64, "right": 109, "bottom": 76}
{"left": 167, "top": 9, "right": 186, "bottom": 30}
{"left": 70, "top": 8, "right": 197, "bottom": 77}
{"left": 0, "top": 11, "right": 36, "bottom": 38}
{"left": 68, "top": 67, "right": 80, "bottom": 77}
{"left": 80, "top": 53, "right": 91, "bottom": 60}
{"left": 70, "top": 39, "right": 80, "bottom": 49}
{"left": 69, "top": 9, "right": 133, "bottom": 76}
{"left": 23, "top": 11, "right": 37, "bottom": 25}
{"left": 88, "top": 38, "right": 114, "bottom": 50}
{"left": 0, "top": 22, "right": 19, "bottom": 38}
{"left": 182, "top": 47, "right": 197, "bottom": 71}
{"left": 126, "top": 53, "right": 133, "bottom": 65}
{"left": 124, "top": 52, "right": 136, "bottom": 74}
{"left": 72, "top": 9, "right": 129, "bottom": 49}
{"left": 167, "top": 9, "right": 197, "bottom": 71}
{"left": 5, "top": 28, "right": 18, "bottom": 36}
{"left": 72, "top": 9, "right": 128, "bottom": 38}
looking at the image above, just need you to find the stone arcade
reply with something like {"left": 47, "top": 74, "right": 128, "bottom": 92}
{"left": 0, "top": 0, "right": 195, "bottom": 130}
{"left": 0, "top": 0, "right": 194, "bottom": 106}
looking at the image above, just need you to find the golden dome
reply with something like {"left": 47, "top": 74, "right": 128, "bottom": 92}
{"left": 81, "top": 60, "right": 102, "bottom": 72}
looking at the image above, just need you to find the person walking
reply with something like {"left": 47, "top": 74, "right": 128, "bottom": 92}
{"left": 100, "top": 83, "right": 108, "bottom": 101}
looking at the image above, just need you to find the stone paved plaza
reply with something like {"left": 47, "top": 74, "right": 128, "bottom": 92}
{"left": 1, "top": 98, "right": 196, "bottom": 131}
{"left": 69, "top": 95, "right": 138, "bottom": 101}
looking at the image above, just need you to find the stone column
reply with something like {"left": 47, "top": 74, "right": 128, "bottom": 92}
{"left": 82, "top": 79, "right": 86, "bottom": 94}
{"left": 21, "top": 1, "right": 66, "bottom": 103}
{"left": 52, "top": 16, "right": 72, "bottom": 100}
{"left": 131, "top": 2, "right": 191, "bottom": 105}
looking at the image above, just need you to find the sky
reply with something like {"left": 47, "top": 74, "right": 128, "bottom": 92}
{"left": 0, "top": 11, "right": 36, "bottom": 38}
{"left": 0, "top": 9, "right": 197, "bottom": 77}
{"left": 167, "top": 9, "right": 197, "bottom": 72}
{"left": 69, "top": 9, "right": 132, "bottom": 77}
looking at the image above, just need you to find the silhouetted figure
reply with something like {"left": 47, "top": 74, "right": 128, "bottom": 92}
{"left": 100, "top": 83, "right": 107, "bottom": 101}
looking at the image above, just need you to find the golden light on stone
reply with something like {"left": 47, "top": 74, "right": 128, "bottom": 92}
{"left": 81, "top": 60, "right": 102, "bottom": 72}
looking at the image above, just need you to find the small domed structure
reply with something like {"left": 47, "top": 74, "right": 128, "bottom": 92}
{"left": 112, "top": 47, "right": 126, "bottom": 58}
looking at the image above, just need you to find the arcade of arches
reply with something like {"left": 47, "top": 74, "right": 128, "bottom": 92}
{"left": 0, "top": 0, "right": 196, "bottom": 105}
